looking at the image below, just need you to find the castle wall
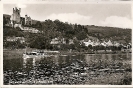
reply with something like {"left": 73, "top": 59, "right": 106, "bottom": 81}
{"left": 25, "top": 15, "right": 32, "bottom": 25}
{"left": 4, "top": 7, "right": 41, "bottom": 28}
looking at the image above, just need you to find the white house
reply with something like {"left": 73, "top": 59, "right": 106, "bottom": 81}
{"left": 69, "top": 39, "right": 74, "bottom": 44}
{"left": 50, "top": 38, "right": 60, "bottom": 45}
{"left": 106, "top": 40, "right": 113, "bottom": 46}
{"left": 113, "top": 41, "right": 120, "bottom": 47}
{"left": 101, "top": 41, "right": 107, "bottom": 47}
{"left": 83, "top": 40, "right": 94, "bottom": 46}
{"left": 6, "top": 36, "right": 25, "bottom": 43}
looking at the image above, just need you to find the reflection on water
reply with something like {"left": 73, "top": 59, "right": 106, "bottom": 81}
{"left": 3, "top": 53, "right": 131, "bottom": 85}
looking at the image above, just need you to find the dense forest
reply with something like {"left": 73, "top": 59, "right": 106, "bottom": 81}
{"left": 3, "top": 19, "right": 131, "bottom": 51}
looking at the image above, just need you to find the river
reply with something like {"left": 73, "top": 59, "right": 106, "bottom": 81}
{"left": 3, "top": 53, "right": 132, "bottom": 85}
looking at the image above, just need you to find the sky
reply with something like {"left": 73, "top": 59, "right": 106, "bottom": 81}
{"left": 3, "top": 3, "right": 132, "bottom": 28}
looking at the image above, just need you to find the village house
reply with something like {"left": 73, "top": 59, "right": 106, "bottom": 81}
{"left": 82, "top": 38, "right": 124, "bottom": 48}
{"left": 6, "top": 36, "right": 25, "bottom": 43}
{"left": 50, "top": 37, "right": 67, "bottom": 49}
{"left": 50, "top": 37, "right": 67, "bottom": 45}
{"left": 101, "top": 41, "right": 107, "bottom": 47}
{"left": 83, "top": 40, "right": 93, "bottom": 46}
{"left": 113, "top": 41, "right": 120, "bottom": 47}
{"left": 106, "top": 40, "right": 113, "bottom": 46}
{"left": 23, "top": 27, "right": 40, "bottom": 33}
{"left": 50, "top": 38, "right": 61, "bottom": 45}
{"left": 69, "top": 39, "right": 74, "bottom": 45}
{"left": 92, "top": 40, "right": 100, "bottom": 46}
{"left": 61, "top": 38, "right": 66, "bottom": 44}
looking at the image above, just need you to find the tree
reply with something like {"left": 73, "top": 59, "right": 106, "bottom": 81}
{"left": 3, "top": 16, "right": 7, "bottom": 26}
{"left": 33, "top": 21, "right": 42, "bottom": 28}
{"left": 4, "top": 40, "right": 25, "bottom": 49}
{"left": 28, "top": 34, "right": 51, "bottom": 49}
{"left": 76, "top": 31, "right": 87, "bottom": 40}
{"left": 3, "top": 27, "right": 24, "bottom": 37}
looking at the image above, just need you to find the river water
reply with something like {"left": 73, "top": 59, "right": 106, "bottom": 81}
{"left": 3, "top": 53, "right": 131, "bottom": 85}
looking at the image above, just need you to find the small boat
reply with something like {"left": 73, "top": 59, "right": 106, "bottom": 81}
{"left": 60, "top": 54, "right": 68, "bottom": 56}
{"left": 23, "top": 50, "right": 60, "bottom": 59}
{"left": 23, "top": 51, "right": 50, "bottom": 59}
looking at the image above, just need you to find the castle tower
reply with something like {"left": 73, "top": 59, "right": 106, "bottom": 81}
{"left": 11, "top": 7, "right": 21, "bottom": 24}
{"left": 25, "top": 14, "right": 32, "bottom": 26}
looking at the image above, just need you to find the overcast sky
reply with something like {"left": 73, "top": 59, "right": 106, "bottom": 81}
{"left": 3, "top": 3, "right": 132, "bottom": 28}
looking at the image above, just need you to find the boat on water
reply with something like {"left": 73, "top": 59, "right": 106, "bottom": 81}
{"left": 23, "top": 50, "right": 60, "bottom": 59}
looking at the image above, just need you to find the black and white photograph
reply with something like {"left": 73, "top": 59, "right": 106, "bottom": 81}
{"left": 2, "top": 1, "right": 132, "bottom": 86}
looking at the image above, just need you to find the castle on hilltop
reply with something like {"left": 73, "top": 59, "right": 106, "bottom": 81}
{"left": 11, "top": 7, "right": 21, "bottom": 24}
{"left": 4, "top": 7, "right": 38, "bottom": 28}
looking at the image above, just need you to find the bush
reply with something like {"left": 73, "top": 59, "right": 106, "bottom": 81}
{"left": 4, "top": 41, "right": 25, "bottom": 49}
{"left": 116, "top": 72, "right": 132, "bottom": 85}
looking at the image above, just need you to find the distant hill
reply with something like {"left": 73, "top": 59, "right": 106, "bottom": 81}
{"left": 83, "top": 25, "right": 131, "bottom": 43}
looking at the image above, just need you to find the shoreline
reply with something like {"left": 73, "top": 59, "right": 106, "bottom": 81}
{"left": 3, "top": 48, "right": 131, "bottom": 59}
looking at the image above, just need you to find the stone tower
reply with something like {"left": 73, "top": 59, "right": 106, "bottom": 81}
{"left": 25, "top": 14, "right": 32, "bottom": 26}
{"left": 11, "top": 7, "right": 21, "bottom": 24}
